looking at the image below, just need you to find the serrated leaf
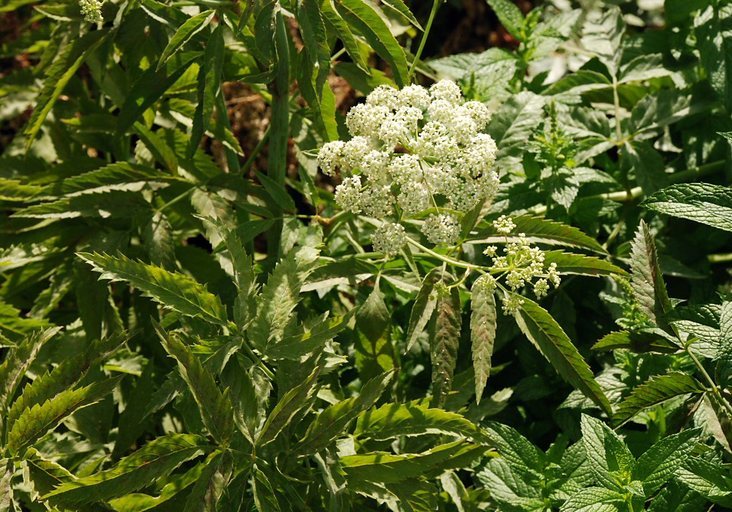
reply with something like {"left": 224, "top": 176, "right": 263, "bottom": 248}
{"left": 12, "top": 191, "right": 150, "bottom": 219}
{"left": 7, "top": 333, "right": 125, "bottom": 434}
{"left": 44, "top": 162, "right": 169, "bottom": 197}
{"left": 381, "top": 0, "right": 421, "bottom": 29}
{"left": 0, "top": 179, "right": 44, "bottom": 201}
{"left": 592, "top": 330, "right": 678, "bottom": 354}
{"left": 643, "top": 183, "right": 732, "bottom": 233}
{"left": 181, "top": 452, "right": 225, "bottom": 512}
{"left": 677, "top": 457, "right": 732, "bottom": 506}
{"left": 488, "top": 92, "right": 545, "bottom": 167}
{"left": 297, "top": 371, "right": 393, "bottom": 454}
{"left": 633, "top": 428, "right": 700, "bottom": 494}
{"left": 44, "top": 434, "right": 209, "bottom": 504}
{"left": 24, "top": 31, "right": 107, "bottom": 150}
{"left": 560, "top": 487, "right": 624, "bottom": 512}
{"left": 613, "top": 373, "right": 702, "bottom": 425}
{"left": 341, "top": 441, "right": 485, "bottom": 484}
{"left": 320, "top": 0, "right": 369, "bottom": 71}
{"left": 471, "top": 285, "right": 496, "bottom": 404}
{"left": 514, "top": 297, "right": 612, "bottom": 415}
{"left": 354, "top": 402, "right": 486, "bottom": 442}
{"left": 629, "top": 220, "right": 672, "bottom": 327}
{"left": 77, "top": 252, "right": 228, "bottom": 326}
{"left": 159, "top": 331, "right": 233, "bottom": 445}
{"left": 406, "top": 268, "right": 440, "bottom": 351}
{"left": 256, "top": 365, "right": 320, "bottom": 447}
{"left": 0, "top": 327, "right": 59, "bottom": 437}
{"left": 8, "top": 376, "right": 122, "bottom": 456}
{"left": 483, "top": 421, "right": 545, "bottom": 479}
{"left": 430, "top": 285, "right": 461, "bottom": 407}
{"left": 157, "top": 10, "right": 214, "bottom": 71}
{"left": 543, "top": 251, "right": 626, "bottom": 277}
{"left": 108, "top": 453, "right": 219, "bottom": 512}
{"left": 250, "top": 250, "right": 315, "bottom": 351}
{"left": 580, "top": 414, "right": 634, "bottom": 491}
{"left": 485, "top": 0, "right": 524, "bottom": 40}
{"left": 334, "top": 0, "right": 408, "bottom": 86}
{"left": 471, "top": 215, "right": 606, "bottom": 253}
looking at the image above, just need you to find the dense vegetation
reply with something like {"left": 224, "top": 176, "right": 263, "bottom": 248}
{"left": 0, "top": 0, "right": 731, "bottom": 510}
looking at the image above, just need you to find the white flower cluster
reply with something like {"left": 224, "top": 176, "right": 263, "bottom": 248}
{"left": 479, "top": 217, "right": 561, "bottom": 314}
{"left": 318, "top": 81, "right": 499, "bottom": 256}
{"left": 79, "top": 0, "right": 103, "bottom": 23}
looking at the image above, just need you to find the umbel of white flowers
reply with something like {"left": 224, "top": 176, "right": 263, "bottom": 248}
{"left": 317, "top": 80, "right": 499, "bottom": 257}
{"left": 79, "top": 0, "right": 104, "bottom": 23}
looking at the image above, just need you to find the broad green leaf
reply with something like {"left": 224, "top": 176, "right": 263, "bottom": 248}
{"left": 0, "top": 327, "right": 59, "bottom": 436}
{"left": 44, "top": 434, "right": 209, "bottom": 504}
{"left": 159, "top": 331, "right": 233, "bottom": 445}
{"left": 157, "top": 10, "right": 214, "bottom": 71}
{"left": 580, "top": 6, "right": 624, "bottom": 74}
{"left": 483, "top": 421, "right": 545, "bottom": 474}
{"left": 341, "top": 441, "right": 485, "bottom": 484}
{"left": 334, "top": 0, "right": 409, "bottom": 86}
{"left": 77, "top": 252, "right": 228, "bottom": 326}
{"left": 439, "top": 471, "right": 470, "bottom": 512}
{"left": 514, "top": 297, "right": 612, "bottom": 415}
{"left": 629, "top": 220, "right": 672, "bottom": 327}
{"left": 488, "top": 91, "right": 545, "bottom": 167}
{"left": 677, "top": 457, "right": 732, "bottom": 506}
{"left": 430, "top": 284, "right": 461, "bottom": 407}
{"left": 406, "top": 268, "right": 440, "bottom": 351}
{"left": 643, "top": 183, "right": 732, "bottom": 233}
{"left": 648, "top": 479, "right": 708, "bottom": 511}
{"left": 561, "top": 487, "right": 624, "bottom": 512}
{"left": 181, "top": 452, "right": 225, "bottom": 512}
{"left": 580, "top": 414, "right": 634, "bottom": 492}
{"left": 24, "top": 31, "right": 107, "bottom": 150}
{"left": 8, "top": 376, "right": 122, "bottom": 456}
{"left": 470, "top": 284, "right": 496, "bottom": 404}
{"left": 256, "top": 365, "right": 320, "bottom": 447}
{"left": 485, "top": 0, "right": 524, "bottom": 40}
{"left": 252, "top": 465, "right": 281, "bottom": 512}
{"left": 255, "top": 171, "right": 296, "bottom": 213}
{"left": 354, "top": 402, "right": 485, "bottom": 442}
{"left": 470, "top": 216, "right": 606, "bottom": 253}
{"left": 12, "top": 191, "right": 150, "bottom": 219}
{"left": 696, "top": 4, "right": 732, "bottom": 111}
{"left": 543, "top": 251, "right": 626, "bottom": 277}
{"left": 297, "top": 371, "right": 393, "bottom": 454}
{"left": 614, "top": 373, "right": 703, "bottom": 425}
{"left": 0, "top": 179, "right": 44, "bottom": 201}
{"left": 266, "top": 310, "right": 355, "bottom": 360}
{"left": 633, "top": 428, "right": 700, "bottom": 495}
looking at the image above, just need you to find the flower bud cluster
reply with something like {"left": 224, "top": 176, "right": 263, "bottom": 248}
{"left": 318, "top": 80, "right": 499, "bottom": 256}
{"left": 480, "top": 217, "right": 562, "bottom": 314}
{"left": 79, "top": 0, "right": 103, "bottom": 23}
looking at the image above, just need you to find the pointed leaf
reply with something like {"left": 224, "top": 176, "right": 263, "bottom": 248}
{"left": 8, "top": 376, "right": 122, "bottom": 456}
{"left": 580, "top": 414, "right": 634, "bottom": 492}
{"left": 405, "top": 268, "right": 440, "bottom": 351}
{"left": 634, "top": 428, "right": 700, "bottom": 494}
{"left": 430, "top": 284, "right": 461, "bottom": 407}
{"left": 629, "top": 220, "right": 672, "bottom": 327}
{"left": 77, "top": 252, "right": 228, "bottom": 326}
{"left": 642, "top": 183, "right": 732, "bottom": 233}
{"left": 514, "top": 296, "right": 612, "bottom": 415}
{"left": 614, "top": 373, "right": 703, "bottom": 425}
{"left": 159, "top": 331, "right": 233, "bottom": 445}
{"left": 44, "top": 434, "right": 209, "bottom": 504}
{"left": 471, "top": 285, "right": 496, "bottom": 404}
{"left": 157, "top": 10, "right": 215, "bottom": 70}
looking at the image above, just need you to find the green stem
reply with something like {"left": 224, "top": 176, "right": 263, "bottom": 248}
{"left": 408, "top": 0, "right": 442, "bottom": 81}
{"left": 406, "top": 237, "right": 487, "bottom": 271}
{"left": 686, "top": 345, "right": 732, "bottom": 418}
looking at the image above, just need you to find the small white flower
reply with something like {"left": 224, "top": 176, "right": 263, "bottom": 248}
{"left": 366, "top": 85, "right": 400, "bottom": 110}
{"left": 463, "top": 101, "right": 492, "bottom": 130}
{"left": 341, "top": 136, "right": 373, "bottom": 171}
{"left": 427, "top": 99, "right": 455, "bottom": 125}
{"left": 389, "top": 154, "right": 422, "bottom": 186}
{"left": 501, "top": 294, "right": 525, "bottom": 315}
{"left": 359, "top": 150, "right": 391, "bottom": 184}
{"left": 334, "top": 176, "right": 363, "bottom": 213}
{"left": 372, "top": 222, "right": 406, "bottom": 257}
{"left": 429, "top": 80, "right": 463, "bottom": 105}
{"left": 317, "top": 140, "right": 345, "bottom": 176}
{"left": 422, "top": 213, "right": 460, "bottom": 245}
{"left": 464, "top": 134, "right": 498, "bottom": 177}
{"left": 346, "top": 103, "right": 390, "bottom": 137}
{"left": 493, "top": 215, "right": 515, "bottom": 234}
{"left": 360, "top": 185, "right": 394, "bottom": 218}
{"left": 533, "top": 278, "right": 550, "bottom": 298}
{"left": 398, "top": 84, "right": 431, "bottom": 110}
{"left": 397, "top": 180, "right": 430, "bottom": 216}
{"left": 473, "top": 274, "right": 497, "bottom": 294}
